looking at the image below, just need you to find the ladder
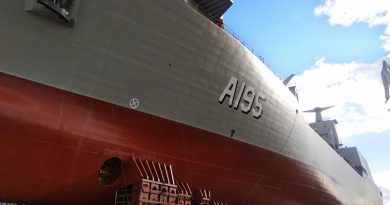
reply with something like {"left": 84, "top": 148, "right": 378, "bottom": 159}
{"left": 115, "top": 185, "right": 132, "bottom": 205}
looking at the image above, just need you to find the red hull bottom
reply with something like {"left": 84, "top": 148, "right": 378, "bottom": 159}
{"left": 0, "top": 72, "right": 340, "bottom": 204}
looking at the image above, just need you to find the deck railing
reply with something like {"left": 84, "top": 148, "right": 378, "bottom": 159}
{"left": 223, "top": 24, "right": 282, "bottom": 80}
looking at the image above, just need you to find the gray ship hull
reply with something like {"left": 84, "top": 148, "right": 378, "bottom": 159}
{"left": 0, "top": 0, "right": 382, "bottom": 204}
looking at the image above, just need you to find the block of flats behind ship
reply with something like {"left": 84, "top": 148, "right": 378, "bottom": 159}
{"left": 0, "top": 0, "right": 383, "bottom": 204}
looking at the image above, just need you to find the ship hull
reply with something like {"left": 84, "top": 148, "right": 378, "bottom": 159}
{"left": 0, "top": 0, "right": 382, "bottom": 204}
{"left": 1, "top": 72, "right": 335, "bottom": 205}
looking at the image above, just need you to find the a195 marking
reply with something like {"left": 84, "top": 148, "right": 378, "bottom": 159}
{"left": 219, "top": 77, "right": 266, "bottom": 119}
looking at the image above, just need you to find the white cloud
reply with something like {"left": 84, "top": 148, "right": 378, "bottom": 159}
{"left": 373, "top": 171, "right": 390, "bottom": 204}
{"left": 294, "top": 57, "right": 390, "bottom": 138}
{"left": 314, "top": 0, "right": 390, "bottom": 51}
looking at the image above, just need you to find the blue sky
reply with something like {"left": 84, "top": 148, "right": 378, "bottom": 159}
{"left": 224, "top": 0, "right": 390, "bottom": 203}
{"left": 224, "top": 0, "right": 388, "bottom": 78}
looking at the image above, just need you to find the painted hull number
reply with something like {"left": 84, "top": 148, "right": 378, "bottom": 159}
{"left": 219, "top": 77, "right": 266, "bottom": 119}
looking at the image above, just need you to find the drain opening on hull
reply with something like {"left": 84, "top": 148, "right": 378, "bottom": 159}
{"left": 99, "top": 157, "right": 123, "bottom": 186}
